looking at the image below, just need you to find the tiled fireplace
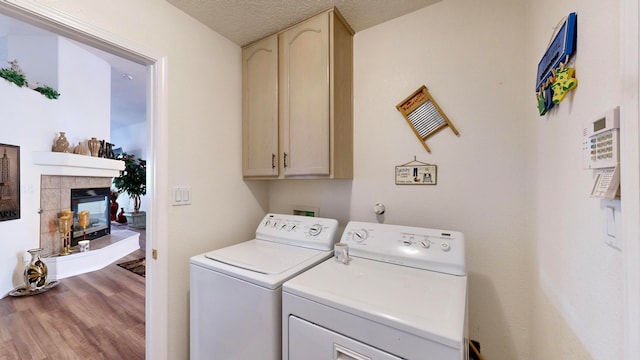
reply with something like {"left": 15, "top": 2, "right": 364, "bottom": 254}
{"left": 33, "top": 152, "right": 140, "bottom": 280}
{"left": 39, "top": 175, "right": 112, "bottom": 256}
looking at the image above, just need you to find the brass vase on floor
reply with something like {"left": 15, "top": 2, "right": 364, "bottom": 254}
{"left": 23, "top": 248, "right": 47, "bottom": 290}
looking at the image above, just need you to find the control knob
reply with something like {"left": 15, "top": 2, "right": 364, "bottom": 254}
{"left": 308, "top": 224, "right": 323, "bottom": 236}
{"left": 352, "top": 229, "right": 368, "bottom": 242}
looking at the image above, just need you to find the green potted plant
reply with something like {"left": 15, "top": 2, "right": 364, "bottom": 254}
{"left": 113, "top": 153, "right": 146, "bottom": 228}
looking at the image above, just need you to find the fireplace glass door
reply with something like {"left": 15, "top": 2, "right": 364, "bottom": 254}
{"left": 70, "top": 187, "right": 110, "bottom": 246}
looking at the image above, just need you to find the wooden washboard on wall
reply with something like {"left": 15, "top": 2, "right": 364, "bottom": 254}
{"left": 396, "top": 85, "right": 459, "bottom": 153}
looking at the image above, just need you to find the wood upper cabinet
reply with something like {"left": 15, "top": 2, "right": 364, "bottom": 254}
{"left": 242, "top": 8, "right": 353, "bottom": 179}
{"left": 242, "top": 35, "right": 279, "bottom": 177}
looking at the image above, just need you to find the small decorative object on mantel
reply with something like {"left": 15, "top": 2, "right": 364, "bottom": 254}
{"left": 72, "top": 141, "right": 89, "bottom": 156}
{"left": 396, "top": 85, "right": 460, "bottom": 153}
{"left": 88, "top": 137, "right": 100, "bottom": 157}
{"left": 52, "top": 132, "right": 70, "bottom": 153}
{"left": 105, "top": 142, "right": 116, "bottom": 159}
{"left": 535, "top": 12, "right": 577, "bottom": 116}
{"left": 0, "top": 143, "right": 20, "bottom": 222}
{"left": 395, "top": 156, "right": 437, "bottom": 185}
{"left": 98, "top": 140, "right": 116, "bottom": 159}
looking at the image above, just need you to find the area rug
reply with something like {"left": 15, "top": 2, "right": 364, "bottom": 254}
{"left": 117, "top": 258, "right": 146, "bottom": 277}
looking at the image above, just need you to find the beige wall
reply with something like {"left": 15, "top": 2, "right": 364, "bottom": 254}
{"left": 525, "top": 1, "right": 625, "bottom": 359}
{"left": 14, "top": 1, "right": 270, "bottom": 359}
{"left": 270, "top": 1, "right": 531, "bottom": 358}
{"left": 271, "top": 0, "right": 628, "bottom": 359}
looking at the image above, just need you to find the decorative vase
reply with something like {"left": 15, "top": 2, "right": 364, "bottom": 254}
{"left": 23, "top": 248, "right": 48, "bottom": 290}
{"left": 73, "top": 141, "right": 88, "bottom": 156}
{"left": 110, "top": 194, "right": 119, "bottom": 222}
{"left": 88, "top": 137, "right": 100, "bottom": 157}
{"left": 52, "top": 132, "right": 69, "bottom": 153}
{"left": 117, "top": 207, "right": 127, "bottom": 224}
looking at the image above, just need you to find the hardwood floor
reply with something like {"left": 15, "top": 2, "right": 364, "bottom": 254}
{"left": 0, "top": 248, "right": 145, "bottom": 360}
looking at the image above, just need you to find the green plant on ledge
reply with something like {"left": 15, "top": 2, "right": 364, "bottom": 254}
{"left": 113, "top": 153, "right": 147, "bottom": 213}
{"left": 0, "top": 67, "right": 26, "bottom": 87}
{"left": 1, "top": 59, "right": 60, "bottom": 100}
{"left": 34, "top": 85, "right": 60, "bottom": 99}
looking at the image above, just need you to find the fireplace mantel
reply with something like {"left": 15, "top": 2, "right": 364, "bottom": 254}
{"left": 32, "top": 151, "right": 124, "bottom": 177}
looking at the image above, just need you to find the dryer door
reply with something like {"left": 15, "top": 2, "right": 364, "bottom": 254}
{"left": 288, "top": 316, "right": 403, "bottom": 360}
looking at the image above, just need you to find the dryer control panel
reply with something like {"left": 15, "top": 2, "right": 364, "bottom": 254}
{"left": 256, "top": 213, "right": 339, "bottom": 251}
{"left": 340, "top": 221, "right": 465, "bottom": 276}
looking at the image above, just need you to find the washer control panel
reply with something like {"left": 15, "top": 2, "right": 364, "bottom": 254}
{"left": 256, "top": 213, "right": 339, "bottom": 251}
{"left": 340, "top": 221, "right": 465, "bottom": 275}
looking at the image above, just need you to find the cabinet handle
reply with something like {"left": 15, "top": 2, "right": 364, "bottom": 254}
{"left": 271, "top": 153, "right": 276, "bottom": 169}
{"left": 334, "top": 344, "right": 369, "bottom": 360}
{"left": 283, "top": 152, "right": 288, "bottom": 168}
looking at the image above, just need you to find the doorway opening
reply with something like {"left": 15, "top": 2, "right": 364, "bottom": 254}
{"left": 0, "top": 2, "right": 168, "bottom": 359}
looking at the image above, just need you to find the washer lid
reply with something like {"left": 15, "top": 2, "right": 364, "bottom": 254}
{"left": 205, "top": 239, "right": 325, "bottom": 275}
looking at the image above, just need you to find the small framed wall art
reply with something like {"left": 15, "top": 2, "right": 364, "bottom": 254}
{"left": 395, "top": 157, "right": 437, "bottom": 185}
{"left": 0, "top": 143, "right": 20, "bottom": 221}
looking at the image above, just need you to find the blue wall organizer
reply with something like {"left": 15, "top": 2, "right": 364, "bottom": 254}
{"left": 536, "top": 12, "right": 578, "bottom": 116}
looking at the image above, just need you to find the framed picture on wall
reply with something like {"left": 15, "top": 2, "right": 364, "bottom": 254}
{"left": 395, "top": 159, "right": 437, "bottom": 185}
{"left": 0, "top": 143, "right": 20, "bottom": 221}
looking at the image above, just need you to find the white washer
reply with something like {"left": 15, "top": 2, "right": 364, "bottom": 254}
{"left": 283, "top": 221, "right": 468, "bottom": 360}
{"left": 190, "top": 213, "right": 339, "bottom": 360}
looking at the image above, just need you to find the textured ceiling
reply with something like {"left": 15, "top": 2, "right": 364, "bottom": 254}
{"left": 166, "top": 0, "right": 442, "bottom": 46}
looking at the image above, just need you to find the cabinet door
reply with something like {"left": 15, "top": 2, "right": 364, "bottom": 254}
{"left": 279, "top": 13, "right": 330, "bottom": 176}
{"left": 242, "top": 35, "right": 279, "bottom": 177}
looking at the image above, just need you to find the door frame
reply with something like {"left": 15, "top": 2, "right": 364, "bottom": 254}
{"left": 0, "top": 1, "right": 170, "bottom": 359}
{"left": 622, "top": 0, "right": 640, "bottom": 359}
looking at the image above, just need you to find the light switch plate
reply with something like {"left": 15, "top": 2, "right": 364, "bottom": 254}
{"left": 603, "top": 199, "right": 621, "bottom": 251}
{"left": 172, "top": 186, "right": 192, "bottom": 206}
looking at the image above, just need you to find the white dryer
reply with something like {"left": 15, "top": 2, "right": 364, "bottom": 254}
{"left": 190, "top": 213, "right": 339, "bottom": 360}
{"left": 283, "top": 221, "right": 468, "bottom": 360}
